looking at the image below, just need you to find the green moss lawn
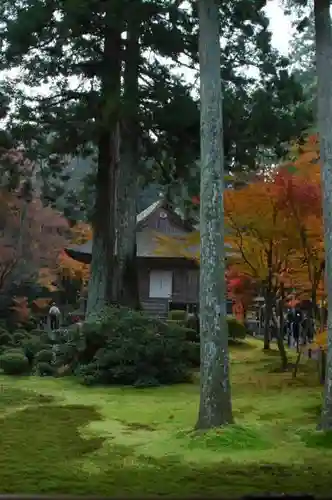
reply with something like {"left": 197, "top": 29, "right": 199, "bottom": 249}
{"left": 1, "top": 339, "right": 332, "bottom": 496}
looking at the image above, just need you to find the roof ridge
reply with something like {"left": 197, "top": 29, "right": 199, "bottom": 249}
{"left": 136, "top": 199, "right": 164, "bottom": 223}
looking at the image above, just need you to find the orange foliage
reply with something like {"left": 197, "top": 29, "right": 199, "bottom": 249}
{"left": 56, "top": 222, "right": 91, "bottom": 286}
{"left": 225, "top": 135, "right": 325, "bottom": 307}
{"left": 31, "top": 297, "right": 52, "bottom": 314}
{"left": 0, "top": 189, "right": 68, "bottom": 292}
{"left": 312, "top": 330, "right": 327, "bottom": 351}
{"left": 224, "top": 178, "right": 298, "bottom": 291}
{"left": 227, "top": 268, "right": 256, "bottom": 321}
{"left": 275, "top": 135, "right": 325, "bottom": 304}
{"left": 11, "top": 296, "right": 31, "bottom": 325}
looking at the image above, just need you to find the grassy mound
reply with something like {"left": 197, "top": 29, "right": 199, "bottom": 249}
{"left": 0, "top": 339, "right": 331, "bottom": 496}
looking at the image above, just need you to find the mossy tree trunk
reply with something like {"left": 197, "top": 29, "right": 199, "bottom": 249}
{"left": 195, "top": 0, "right": 233, "bottom": 430}
{"left": 263, "top": 245, "right": 273, "bottom": 350}
{"left": 315, "top": 0, "right": 332, "bottom": 430}
{"left": 116, "top": 3, "right": 141, "bottom": 309}
{"left": 275, "top": 283, "right": 288, "bottom": 370}
{"left": 86, "top": 4, "right": 122, "bottom": 317}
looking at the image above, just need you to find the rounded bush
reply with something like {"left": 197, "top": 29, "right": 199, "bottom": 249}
{"left": 185, "top": 341, "right": 200, "bottom": 367}
{"left": 184, "top": 326, "right": 199, "bottom": 343}
{"left": 35, "top": 362, "right": 55, "bottom": 377}
{"left": 168, "top": 310, "right": 187, "bottom": 322}
{"left": 12, "top": 331, "right": 29, "bottom": 345}
{"left": 24, "top": 318, "right": 38, "bottom": 332}
{"left": 35, "top": 349, "right": 54, "bottom": 364}
{"left": 186, "top": 314, "right": 199, "bottom": 336}
{"left": 0, "top": 331, "right": 13, "bottom": 347}
{"left": 0, "top": 351, "right": 30, "bottom": 375}
{"left": 22, "top": 336, "right": 51, "bottom": 365}
{"left": 29, "top": 329, "right": 45, "bottom": 337}
{"left": 14, "top": 328, "right": 27, "bottom": 335}
{"left": 76, "top": 306, "right": 194, "bottom": 387}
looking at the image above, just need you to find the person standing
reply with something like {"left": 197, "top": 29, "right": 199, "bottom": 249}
{"left": 286, "top": 308, "right": 294, "bottom": 347}
{"left": 48, "top": 302, "right": 61, "bottom": 331}
{"left": 293, "top": 309, "right": 303, "bottom": 352}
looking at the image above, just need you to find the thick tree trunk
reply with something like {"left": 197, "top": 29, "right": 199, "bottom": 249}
{"left": 196, "top": 0, "right": 233, "bottom": 430}
{"left": 276, "top": 287, "right": 288, "bottom": 370}
{"left": 311, "top": 288, "right": 317, "bottom": 323}
{"left": 116, "top": 5, "right": 140, "bottom": 309}
{"left": 86, "top": 7, "right": 122, "bottom": 317}
{"left": 263, "top": 247, "right": 273, "bottom": 350}
{"left": 86, "top": 130, "right": 119, "bottom": 316}
{"left": 315, "top": 0, "right": 332, "bottom": 430}
{"left": 263, "top": 291, "right": 272, "bottom": 350}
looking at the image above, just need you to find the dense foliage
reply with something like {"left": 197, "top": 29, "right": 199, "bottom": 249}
{"left": 0, "top": 307, "right": 200, "bottom": 387}
{"left": 168, "top": 309, "right": 246, "bottom": 343}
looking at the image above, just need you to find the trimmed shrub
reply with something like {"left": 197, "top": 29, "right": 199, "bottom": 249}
{"left": 167, "top": 319, "right": 181, "bottom": 326}
{"left": 53, "top": 342, "right": 79, "bottom": 368}
{"left": 12, "top": 330, "right": 29, "bottom": 345}
{"left": 227, "top": 318, "right": 246, "bottom": 340}
{"left": 168, "top": 310, "right": 187, "bottom": 322}
{"left": 22, "top": 336, "right": 51, "bottom": 365}
{"left": 186, "top": 314, "right": 199, "bottom": 336}
{"left": 14, "top": 328, "right": 28, "bottom": 334}
{"left": 0, "top": 331, "right": 13, "bottom": 348}
{"left": 24, "top": 317, "right": 39, "bottom": 332}
{"left": 71, "top": 306, "right": 195, "bottom": 387}
{"left": 184, "top": 327, "right": 199, "bottom": 343}
{"left": 35, "top": 349, "right": 54, "bottom": 364}
{"left": 35, "top": 362, "right": 55, "bottom": 377}
{"left": 0, "top": 350, "right": 30, "bottom": 375}
{"left": 29, "top": 329, "right": 46, "bottom": 337}
{"left": 184, "top": 341, "right": 200, "bottom": 367}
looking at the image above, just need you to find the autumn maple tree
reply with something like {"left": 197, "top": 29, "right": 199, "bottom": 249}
{"left": 275, "top": 135, "right": 325, "bottom": 320}
{"left": 0, "top": 189, "right": 69, "bottom": 293}
{"left": 224, "top": 178, "right": 299, "bottom": 352}
{"left": 226, "top": 268, "right": 257, "bottom": 322}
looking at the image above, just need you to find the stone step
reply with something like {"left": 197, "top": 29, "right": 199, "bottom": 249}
{"left": 141, "top": 301, "right": 168, "bottom": 318}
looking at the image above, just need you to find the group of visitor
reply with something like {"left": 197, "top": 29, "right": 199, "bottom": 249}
{"left": 284, "top": 308, "right": 314, "bottom": 350}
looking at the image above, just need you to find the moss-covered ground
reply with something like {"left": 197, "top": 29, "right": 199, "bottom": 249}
{"left": 0, "top": 339, "right": 331, "bottom": 496}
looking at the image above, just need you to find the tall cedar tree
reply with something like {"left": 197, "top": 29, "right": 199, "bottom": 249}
{"left": 196, "top": 0, "right": 233, "bottom": 429}
{"left": 314, "top": 0, "right": 332, "bottom": 431}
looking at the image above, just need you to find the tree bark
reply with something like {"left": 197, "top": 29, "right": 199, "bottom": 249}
{"left": 315, "top": 0, "right": 332, "bottom": 430}
{"left": 86, "top": 4, "right": 122, "bottom": 317}
{"left": 276, "top": 285, "right": 288, "bottom": 370}
{"left": 116, "top": 3, "right": 141, "bottom": 309}
{"left": 263, "top": 245, "right": 273, "bottom": 350}
{"left": 263, "top": 293, "right": 272, "bottom": 350}
{"left": 196, "top": 0, "right": 233, "bottom": 430}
